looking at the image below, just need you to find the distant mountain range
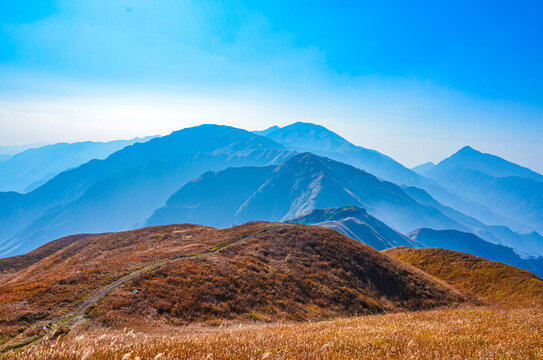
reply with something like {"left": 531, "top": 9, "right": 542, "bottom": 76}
{"left": 0, "top": 137, "right": 156, "bottom": 193}
{"left": 0, "top": 125, "right": 291, "bottom": 257}
{"left": 1, "top": 122, "right": 542, "bottom": 264}
{"left": 417, "top": 146, "right": 543, "bottom": 233}
{"left": 417, "top": 146, "right": 543, "bottom": 182}
{"left": 257, "top": 122, "right": 432, "bottom": 187}
{"left": 284, "top": 205, "right": 541, "bottom": 276}
{"left": 0, "top": 142, "right": 49, "bottom": 156}
{"left": 146, "top": 152, "right": 466, "bottom": 232}
{"left": 257, "top": 123, "right": 524, "bottom": 234}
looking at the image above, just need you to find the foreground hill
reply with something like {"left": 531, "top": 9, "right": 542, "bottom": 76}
{"left": 0, "top": 137, "right": 155, "bottom": 193}
{"left": 384, "top": 247, "right": 543, "bottom": 307}
{"left": 407, "top": 228, "right": 543, "bottom": 277}
{"left": 0, "top": 223, "right": 467, "bottom": 348}
{"left": 288, "top": 206, "right": 422, "bottom": 250}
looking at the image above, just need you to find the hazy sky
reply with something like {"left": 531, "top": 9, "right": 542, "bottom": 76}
{"left": 1, "top": 1, "right": 542, "bottom": 171}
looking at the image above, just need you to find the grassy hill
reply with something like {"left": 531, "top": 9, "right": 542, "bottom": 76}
{"left": 0, "top": 223, "right": 468, "bottom": 351}
{"left": 384, "top": 247, "right": 543, "bottom": 307}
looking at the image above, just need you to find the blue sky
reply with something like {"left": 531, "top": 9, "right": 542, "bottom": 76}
{"left": 1, "top": 1, "right": 542, "bottom": 171}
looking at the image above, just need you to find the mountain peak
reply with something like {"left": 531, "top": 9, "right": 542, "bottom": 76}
{"left": 264, "top": 122, "right": 352, "bottom": 152}
{"left": 456, "top": 145, "right": 480, "bottom": 156}
{"left": 430, "top": 144, "right": 543, "bottom": 183}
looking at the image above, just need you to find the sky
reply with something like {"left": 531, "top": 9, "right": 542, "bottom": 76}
{"left": 1, "top": 0, "right": 542, "bottom": 171}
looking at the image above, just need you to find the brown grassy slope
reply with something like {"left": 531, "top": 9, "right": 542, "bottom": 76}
{"left": 3, "top": 308, "right": 543, "bottom": 360}
{"left": 384, "top": 247, "right": 543, "bottom": 307}
{"left": 0, "top": 222, "right": 264, "bottom": 337}
{"left": 0, "top": 234, "right": 89, "bottom": 274}
{"left": 92, "top": 224, "right": 468, "bottom": 327}
{"left": 0, "top": 223, "right": 468, "bottom": 339}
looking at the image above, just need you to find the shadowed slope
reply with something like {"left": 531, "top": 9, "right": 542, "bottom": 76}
{"left": 384, "top": 247, "right": 543, "bottom": 307}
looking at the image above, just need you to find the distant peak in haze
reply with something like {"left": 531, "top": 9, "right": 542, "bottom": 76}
{"left": 263, "top": 122, "right": 352, "bottom": 152}
{"left": 431, "top": 145, "right": 543, "bottom": 181}
{"left": 412, "top": 161, "right": 436, "bottom": 174}
{"left": 252, "top": 125, "right": 280, "bottom": 137}
{"left": 455, "top": 145, "right": 480, "bottom": 156}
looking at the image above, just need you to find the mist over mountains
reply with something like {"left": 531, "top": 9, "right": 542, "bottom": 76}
{"left": 0, "top": 137, "right": 156, "bottom": 193}
{"left": 416, "top": 146, "right": 543, "bottom": 234}
{"left": 0, "top": 122, "right": 542, "bottom": 278}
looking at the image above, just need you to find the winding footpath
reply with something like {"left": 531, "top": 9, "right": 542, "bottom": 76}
{"left": 1, "top": 224, "right": 288, "bottom": 353}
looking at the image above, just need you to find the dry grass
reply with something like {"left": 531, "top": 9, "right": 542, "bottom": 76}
{"left": 0, "top": 223, "right": 269, "bottom": 338}
{"left": 1, "top": 307, "right": 542, "bottom": 359}
{"left": 92, "top": 225, "right": 467, "bottom": 327}
{"left": 384, "top": 247, "right": 543, "bottom": 307}
{"left": 0, "top": 223, "right": 469, "bottom": 342}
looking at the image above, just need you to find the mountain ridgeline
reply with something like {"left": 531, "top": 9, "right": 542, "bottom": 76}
{"left": 146, "top": 152, "right": 465, "bottom": 232}
{"left": 0, "top": 125, "right": 292, "bottom": 257}
{"left": 0, "top": 122, "right": 542, "bottom": 266}
{"left": 417, "top": 146, "right": 543, "bottom": 234}
{"left": 0, "top": 136, "right": 156, "bottom": 193}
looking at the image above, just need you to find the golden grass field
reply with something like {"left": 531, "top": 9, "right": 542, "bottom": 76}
{"left": 1, "top": 307, "right": 542, "bottom": 359}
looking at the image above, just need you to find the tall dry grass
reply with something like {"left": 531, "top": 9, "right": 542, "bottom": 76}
{"left": 2, "top": 307, "right": 541, "bottom": 359}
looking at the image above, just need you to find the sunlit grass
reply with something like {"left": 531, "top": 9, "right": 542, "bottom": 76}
{"left": 2, "top": 307, "right": 541, "bottom": 359}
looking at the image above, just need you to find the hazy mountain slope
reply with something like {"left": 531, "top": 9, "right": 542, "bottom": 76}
{"left": 403, "top": 186, "right": 543, "bottom": 257}
{"left": 0, "top": 125, "right": 291, "bottom": 257}
{"left": 385, "top": 247, "right": 543, "bottom": 307}
{"left": 0, "top": 142, "right": 49, "bottom": 156}
{"left": 426, "top": 166, "right": 543, "bottom": 233}
{"left": 287, "top": 206, "right": 422, "bottom": 250}
{"left": 412, "top": 162, "right": 435, "bottom": 173}
{"left": 260, "top": 122, "right": 432, "bottom": 187}
{"left": 0, "top": 137, "right": 156, "bottom": 193}
{"left": 419, "top": 146, "right": 543, "bottom": 232}
{"left": 259, "top": 122, "right": 517, "bottom": 232}
{"left": 0, "top": 223, "right": 468, "bottom": 340}
{"left": 0, "top": 155, "right": 10, "bottom": 162}
{"left": 417, "top": 182, "right": 529, "bottom": 233}
{"left": 147, "top": 153, "right": 467, "bottom": 233}
{"left": 422, "top": 146, "right": 543, "bottom": 182}
{"left": 407, "top": 228, "right": 543, "bottom": 277}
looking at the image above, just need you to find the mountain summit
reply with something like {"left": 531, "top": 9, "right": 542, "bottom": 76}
{"left": 258, "top": 122, "right": 433, "bottom": 187}
{"left": 147, "top": 152, "right": 464, "bottom": 232}
{"left": 423, "top": 146, "right": 543, "bottom": 182}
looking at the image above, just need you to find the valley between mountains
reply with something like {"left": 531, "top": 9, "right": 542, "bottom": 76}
{"left": 0, "top": 122, "right": 542, "bottom": 359}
